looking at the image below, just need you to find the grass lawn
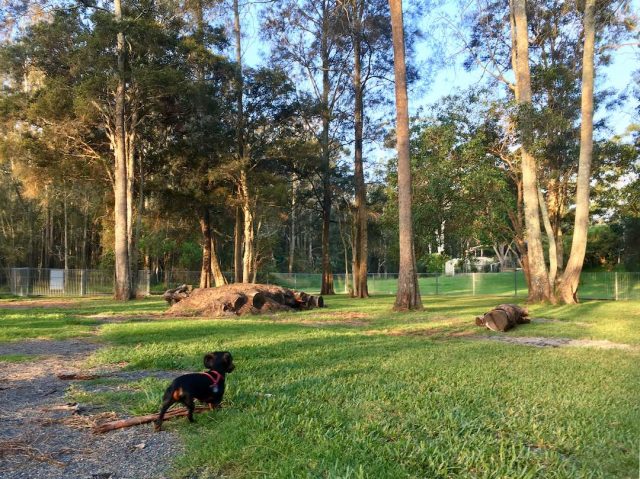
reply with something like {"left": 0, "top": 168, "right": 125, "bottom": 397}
{"left": 1, "top": 295, "right": 639, "bottom": 478}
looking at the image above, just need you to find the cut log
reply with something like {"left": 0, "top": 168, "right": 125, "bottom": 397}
{"left": 308, "top": 295, "right": 324, "bottom": 308}
{"left": 94, "top": 406, "right": 211, "bottom": 433}
{"left": 245, "top": 290, "right": 266, "bottom": 309}
{"left": 163, "top": 284, "right": 193, "bottom": 305}
{"left": 475, "top": 304, "right": 530, "bottom": 332}
{"left": 220, "top": 293, "right": 247, "bottom": 312}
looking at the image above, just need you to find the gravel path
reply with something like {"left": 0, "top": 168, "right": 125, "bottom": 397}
{"left": 0, "top": 339, "right": 184, "bottom": 479}
{"left": 477, "top": 335, "right": 637, "bottom": 350}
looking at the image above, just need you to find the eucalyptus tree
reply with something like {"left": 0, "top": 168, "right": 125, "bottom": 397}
{"left": 264, "top": 0, "right": 352, "bottom": 295}
{"left": 338, "top": 0, "right": 394, "bottom": 297}
{"left": 389, "top": 0, "right": 421, "bottom": 310}
{"left": 459, "top": 0, "right": 635, "bottom": 302}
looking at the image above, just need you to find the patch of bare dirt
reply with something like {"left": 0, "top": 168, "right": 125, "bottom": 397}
{"left": 368, "top": 326, "right": 476, "bottom": 338}
{"left": 477, "top": 335, "right": 637, "bottom": 350}
{"left": 80, "top": 314, "right": 164, "bottom": 324}
{"left": 0, "top": 300, "right": 80, "bottom": 310}
{"left": 300, "top": 320, "right": 370, "bottom": 328}
{"left": 0, "top": 339, "right": 183, "bottom": 479}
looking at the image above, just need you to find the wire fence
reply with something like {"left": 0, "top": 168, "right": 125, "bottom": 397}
{"left": 1, "top": 268, "right": 638, "bottom": 300}
{"left": 2, "top": 268, "right": 150, "bottom": 297}
{"left": 265, "top": 271, "right": 640, "bottom": 301}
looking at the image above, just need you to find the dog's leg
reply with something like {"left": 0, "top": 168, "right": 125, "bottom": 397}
{"left": 155, "top": 389, "right": 177, "bottom": 431}
{"left": 184, "top": 395, "right": 196, "bottom": 423}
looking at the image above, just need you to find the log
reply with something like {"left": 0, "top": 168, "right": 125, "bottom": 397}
{"left": 221, "top": 293, "right": 247, "bottom": 312}
{"left": 245, "top": 290, "right": 266, "bottom": 309}
{"left": 163, "top": 284, "right": 193, "bottom": 305}
{"left": 94, "top": 406, "right": 211, "bottom": 433}
{"left": 308, "top": 295, "right": 324, "bottom": 308}
{"left": 475, "top": 304, "right": 530, "bottom": 332}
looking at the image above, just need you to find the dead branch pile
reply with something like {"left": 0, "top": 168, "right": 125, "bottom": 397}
{"left": 165, "top": 283, "right": 324, "bottom": 317}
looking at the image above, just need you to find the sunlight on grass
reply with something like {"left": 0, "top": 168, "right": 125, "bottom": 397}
{"left": 1, "top": 295, "right": 639, "bottom": 478}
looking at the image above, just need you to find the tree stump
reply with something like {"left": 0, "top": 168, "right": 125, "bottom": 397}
{"left": 475, "top": 304, "right": 530, "bottom": 332}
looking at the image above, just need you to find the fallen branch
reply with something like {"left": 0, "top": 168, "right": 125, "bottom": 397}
{"left": 94, "top": 406, "right": 211, "bottom": 433}
{"left": 57, "top": 373, "right": 101, "bottom": 380}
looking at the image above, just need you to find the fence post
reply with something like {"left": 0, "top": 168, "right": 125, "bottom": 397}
{"left": 614, "top": 272, "right": 619, "bottom": 301}
{"left": 472, "top": 272, "right": 476, "bottom": 296}
{"left": 80, "top": 269, "right": 87, "bottom": 296}
{"left": 514, "top": 269, "right": 518, "bottom": 297}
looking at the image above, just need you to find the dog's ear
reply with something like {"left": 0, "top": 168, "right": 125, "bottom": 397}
{"left": 203, "top": 352, "right": 216, "bottom": 369}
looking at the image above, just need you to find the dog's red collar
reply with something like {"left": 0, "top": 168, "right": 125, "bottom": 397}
{"left": 201, "top": 370, "right": 223, "bottom": 385}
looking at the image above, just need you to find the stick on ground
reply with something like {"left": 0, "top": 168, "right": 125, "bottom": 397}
{"left": 94, "top": 406, "right": 211, "bottom": 433}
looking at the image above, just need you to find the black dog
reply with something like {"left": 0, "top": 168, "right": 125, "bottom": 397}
{"left": 154, "top": 351, "right": 235, "bottom": 431}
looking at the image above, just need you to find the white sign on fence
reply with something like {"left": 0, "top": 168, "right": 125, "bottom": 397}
{"left": 50, "top": 269, "right": 64, "bottom": 291}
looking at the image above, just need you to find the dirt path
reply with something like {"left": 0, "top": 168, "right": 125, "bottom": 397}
{"left": 476, "top": 335, "right": 637, "bottom": 350}
{"left": 0, "top": 339, "right": 183, "bottom": 479}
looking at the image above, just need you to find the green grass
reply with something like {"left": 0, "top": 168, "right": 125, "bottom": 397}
{"left": 267, "top": 271, "right": 640, "bottom": 300}
{"left": 1, "top": 295, "right": 639, "bottom": 478}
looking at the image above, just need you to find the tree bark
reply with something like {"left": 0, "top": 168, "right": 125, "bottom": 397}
{"left": 63, "top": 193, "right": 68, "bottom": 271}
{"left": 233, "top": 0, "right": 247, "bottom": 285}
{"left": 288, "top": 177, "right": 297, "bottom": 274}
{"left": 538, "top": 187, "right": 557, "bottom": 286}
{"left": 113, "top": 0, "right": 131, "bottom": 300}
{"left": 240, "top": 171, "right": 254, "bottom": 284}
{"left": 211, "top": 235, "right": 227, "bottom": 287}
{"left": 320, "top": 0, "right": 335, "bottom": 295}
{"left": 558, "top": 0, "right": 596, "bottom": 304}
{"left": 126, "top": 114, "right": 138, "bottom": 296}
{"left": 199, "top": 208, "right": 212, "bottom": 288}
{"left": 511, "top": 0, "right": 553, "bottom": 303}
{"left": 389, "top": 0, "right": 422, "bottom": 311}
{"left": 352, "top": 3, "right": 368, "bottom": 298}
{"left": 234, "top": 206, "right": 243, "bottom": 283}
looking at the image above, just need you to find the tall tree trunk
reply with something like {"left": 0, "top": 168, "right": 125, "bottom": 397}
{"left": 288, "top": 177, "right": 297, "bottom": 274}
{"left": 199, "top": 208, "right": 212, "bottom": 288}
{"left": 126, "top": 118, "right": 138, "bottom": 296}
{"left": 82, "top": 203, "right": 88, "bottom": 269}
{"left": 113, "top": 0, "right": 131, "bottom": 300}
{"left": 538, "top": 188, "right": 557, "bottom": 286}
{"left": 240, "top": 171, "right": 254, "bottom": 283}
{"left": 558, "top": 0, "right": 596, "bottom": 304}
{"left": 389, "top": 0, "right": 422, "bottom": 311}
{"left": 511, "top": 0, "right": 553, "bottom": 303}
{"left": 233, "top": 0, "right": 250, "bottom": 284}
{"left": 63, "top": 193, "right": 68, "bottom": 271}
{"left": 234, "top": 206, "right": 243, "bottom": 283}
{"left": 352, "top": 5, "right": 368, "bottom": 298}
{"left": 320, "top": 0, "right": 335, "bottom": 295}
{"left": 210, "top": 235, "right": 227, "bottom": 287}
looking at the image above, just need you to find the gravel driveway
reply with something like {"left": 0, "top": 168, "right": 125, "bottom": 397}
{"left": 0, "top": 339, "right": 184, "bottom": 479}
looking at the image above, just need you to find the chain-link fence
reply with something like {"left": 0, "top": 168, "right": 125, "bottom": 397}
{"left": 266, "top": 271, "right": 640, "bottom": 301}
{"left": 2, "top": 268, "right": 638, "bottom": 300}
{"left": 5, "top": 268, "right": 150, "bottom": 297}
